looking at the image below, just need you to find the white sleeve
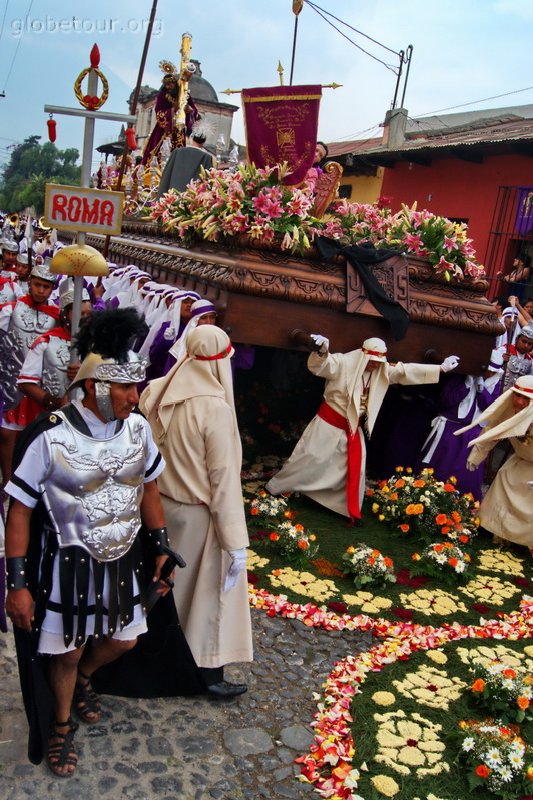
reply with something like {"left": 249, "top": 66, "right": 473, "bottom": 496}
{"left": 0, "top": 303, "right": 14, "bottom": 332}
{"left": 307, "top": 351, "right": 343, "bottom": 380}
{"left": 142, "top": 418, "right": 166, "bottom": 483}
{"left": 17, "top": 340, "right": 46, "bottom": 385}
{"left": 5, "top": 434, "right": 51, "bottom": 508}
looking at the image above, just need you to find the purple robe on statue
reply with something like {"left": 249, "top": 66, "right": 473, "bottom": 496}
{"left": 141, "top": 87, "right": 200, "bottom": 167}
{"left": 419, "top": 374, "right": 501, "bottom": 500}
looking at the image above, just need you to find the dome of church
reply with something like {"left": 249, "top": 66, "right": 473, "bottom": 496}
{"left": 128, "top": 85, "right": 158, "bottom": 106}
{"left": 189, "top": 60, "right": 218, "bottom": 103}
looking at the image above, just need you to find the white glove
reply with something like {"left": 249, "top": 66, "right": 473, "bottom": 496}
{"left": 466, "top": 458, "right": 477, "bottom": 472}
{"left": 310, "top": 333, "right": 329, "bottom": 354}
{"left": 223, "top": 548, "right": 247, "bottom": 592}
{"left": 440, "top": 355, "right": 460, "bottom": 373}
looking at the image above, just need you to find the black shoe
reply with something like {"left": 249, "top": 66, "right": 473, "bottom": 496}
{"left": 207, "top": 680, "right": 248, "bottom": 699}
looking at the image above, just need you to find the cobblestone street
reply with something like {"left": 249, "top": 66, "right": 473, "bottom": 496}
{"left": 0, "top": 607, "right": 372, "bottom": 800}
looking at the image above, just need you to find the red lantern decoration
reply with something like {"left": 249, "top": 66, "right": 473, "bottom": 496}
{"left": 90, "top": 44, "right": 100, "bottom": 68}
{"left": 47, "top": 115, "right": 57, "bottom": 143}
{"left": 125, "top": 126, "right": 137, "bottom": 151}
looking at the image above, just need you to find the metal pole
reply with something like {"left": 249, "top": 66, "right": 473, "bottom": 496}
{"left": 400, "top": 45, "right": 413, "bottom": 108}
{"left": 70, "top": 67, "right": 99, "bottom": 350}
{"left": 289, "top": 15, "right": 299, "bottom": 86}
{"left": 102, "top": 0, "right": 159, "bottom": 259}
{"left": 44, "top": 105, "right": 136, "bottom": 123}
{"left": 390, "top": 50, "right": 404, "bottom": 110}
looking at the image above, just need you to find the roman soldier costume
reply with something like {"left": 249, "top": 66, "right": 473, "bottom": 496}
{"left": 5, "top": 309, "right": 204, "bottom": 766}
{"left": 0, "top": 262, "right": 59, "bottom": 420}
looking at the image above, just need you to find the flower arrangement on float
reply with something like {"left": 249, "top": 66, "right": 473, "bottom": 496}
{"left": 456, "top": 719, "right": 533, "bottom": 798}
{"left": 469, "top": 662, "right": 533, "bottom": 724}
{"left": 368, "top": 466, "right": 479, "bottom": 546}
{"left": 149, "top": 161, "right": 318, "bottom": 255}
{"left": 386, "top": 203, "right": 486, "bottom": 282}
{"left": 342, "top": 543, "right": 396, "bottom": 589}
{"left": 410, "top": 541, "right": 472, "bottom": 582}
{"left": 148, "top": 163, "right": 486, "bottom": 281}
{"left": 319, "top": 199, "right": 486, "bottom": 281}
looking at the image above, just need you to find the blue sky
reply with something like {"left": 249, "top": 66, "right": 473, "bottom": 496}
{"left": 1, "top": 0, "right": 533, "bottom": 170}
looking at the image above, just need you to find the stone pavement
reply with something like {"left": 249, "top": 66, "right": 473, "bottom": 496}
{"left": 0, "top": 607, "right": 372, "bottom": 800}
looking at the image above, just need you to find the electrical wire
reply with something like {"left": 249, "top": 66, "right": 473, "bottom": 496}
{"left": 0, "top": 0, "right": 10, "bottom": 52}
{"left": 1, "top": 0, "right": 34, "bottom": 93}
{"left": 305, "top": 0, "right": 399, "bottom": 56}
{"left": 407, "top": 114, "right": 454, "bottom": 132}
{"left": 413, "top": 86, "right": 533, "bottom": 118}
{"left": 304, "top": 0, "right": 400, "bottom": 74}
{"left": 329, "top": 123, "right": 383, "bottom": 143}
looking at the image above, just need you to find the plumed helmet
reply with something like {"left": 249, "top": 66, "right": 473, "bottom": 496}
{"left": 71, "top": 308, "right": 148, "bottom": 387}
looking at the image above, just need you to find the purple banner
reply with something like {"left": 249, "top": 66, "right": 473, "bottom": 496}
{"left": 515, "top": 187, "right": 533, "bottom": 235}
{"left": 242, "top": 85, "right": 322, "bottom": 185}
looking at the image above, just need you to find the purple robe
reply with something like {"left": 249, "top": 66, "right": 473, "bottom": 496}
{"left": 141, "top": 321, "right": 186, "bottom": 386}
{"left": 141, "top": 88, "right": 200, "bottom": 166}
{"left": 419, "top": 375, "right": 500, "bottom": 500}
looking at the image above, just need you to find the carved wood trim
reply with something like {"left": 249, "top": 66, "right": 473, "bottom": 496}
{"left": 60, "top": 227, "right": 501, "bottom": 337}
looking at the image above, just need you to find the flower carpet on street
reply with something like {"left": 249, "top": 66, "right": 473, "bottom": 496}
{"left": 242, "top": 457, "right": 533, "bottom": 799}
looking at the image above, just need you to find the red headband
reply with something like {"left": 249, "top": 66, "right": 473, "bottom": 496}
{"left": 363, "top": 348, "right": 386, "bottom": 357}
{"left": 514, "top": 383, "right": 533, "bottom": 394}
{"left": 194, "top": 343, "right": 233, "bottom": 361}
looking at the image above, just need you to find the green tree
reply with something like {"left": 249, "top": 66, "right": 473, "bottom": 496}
{"left": 0, "top": 136, "right": 81, "bottom": 214}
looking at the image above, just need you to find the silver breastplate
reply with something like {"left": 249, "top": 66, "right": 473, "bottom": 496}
{"left": 42, "top": 336, "right": 71, "bottom": 397}
{"left": 0, "top": 302, "right": 57, "bottom": 408}
{"left": 0, "top": 281, "right": 16, "bottom": 304}
{"left": 42, "top": 412, "right": 149, "bottom": 561}
{"left": 504, "top": 355, "right": 532, "bottom": 390}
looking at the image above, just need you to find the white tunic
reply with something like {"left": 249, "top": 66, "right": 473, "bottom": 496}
{"left": 267, "top": 350, "right": 441, "bottom": 517}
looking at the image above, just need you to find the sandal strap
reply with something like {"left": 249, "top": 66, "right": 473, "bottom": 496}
{"left": 48, "top": 719, "right": 78, "bottom": 768}
{"left": 74, "top": 676, "right": 101, "bottom": 721}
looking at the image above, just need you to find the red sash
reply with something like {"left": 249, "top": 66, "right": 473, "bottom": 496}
{"left": 317, "top": 401, "right": 362, "bottom": 521}
{"left": 17, "top": 295, "right": 60, "bottom": 319}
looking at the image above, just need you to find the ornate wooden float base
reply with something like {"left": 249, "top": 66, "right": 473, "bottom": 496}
{"left": 63, "top": 222, "right": 502, "bottom": 374}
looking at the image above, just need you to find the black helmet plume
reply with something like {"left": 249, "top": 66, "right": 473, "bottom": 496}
{"left": 74, "top": 308, "right": 148, "bottom": 362}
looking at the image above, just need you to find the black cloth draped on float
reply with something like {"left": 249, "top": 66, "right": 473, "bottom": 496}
{"left": 315, "top": 237, "right": 410, "bottom": 341}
